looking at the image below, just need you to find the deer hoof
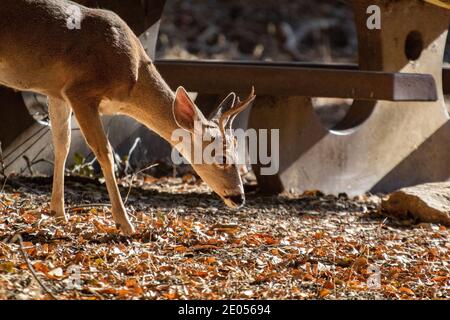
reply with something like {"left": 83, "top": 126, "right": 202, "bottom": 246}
{"left": 117, "top": 222, "right": 135, "bottom": 236}
{"left": 50, "top": 209, "right": 68, "bottom": 223}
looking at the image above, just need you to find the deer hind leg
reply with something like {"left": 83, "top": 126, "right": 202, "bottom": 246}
{"left": 67, "top": 95, "right": 135, "bottom": 235}
{"left": 49, "top": 97, "right": 72, "bottom": 221}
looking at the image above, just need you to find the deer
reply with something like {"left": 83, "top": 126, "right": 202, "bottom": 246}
{"left": 0, "top": 0, "right": 256, "bottom": 235}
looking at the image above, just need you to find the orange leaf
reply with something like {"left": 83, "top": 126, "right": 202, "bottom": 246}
{"left": 125, "top": 279, "right": 143, "bottom": 295}
{"left": 431, "top": 276, "right": 448, "bottom": 283}
{"left": 292, "top": 269, "right": 303, "bottom": 279}
{"left": 41, "top": 243, "right": 49, "bottom": 255}
{"left": 22, "top": 213, "right": 37, "bottom": 224}
{"left": 125, "top": 279, "right": 139, "bottom": 288}
{"left": 54, "top": 229, "right": 64, "bottom": 238}
{"left": 174, "top": 245, "right": 187, "bottom": 253}
{"left": 399, "top": 287, "right": 414, "bottom": 295}
{"left": 33, "top": 262, "right": 49, "bottom": 274}
{"left": 133, "top": 286, "right": 143, "bottom": 295}
{"left": 254, "top": 233, "right": 279, "bottom": 245}
{"left": 182, "top": 174, "right": 196, "bottom": 184}
{"left": 206, "top": 257, "right": 216, "bottom": 264}
{"left": 270, "top": 249, "right": 280, "bottom": 256}
{"left": 319, "top": 289, "right": 331, "bottom": 297}
{"left": 384, "top": 284, "right": 398, "bottom": 293}
{"left": 159, "top": 265, "right": 174, "bottom": 272}
{"left": 144, "top": 176, "right": 158, "bottom": 184}
{"left": 93, "top": 220, "right": 107, "bottom": 232}
{"left": 22, "top": 242, "right": 36, "bottom": 256}
{"left": 98, "top": 288, "right": 117, "bottom": 295}
{"left": 313, "top": 231, "right": 325, "bottom": 239}
{"left": 324, "top": 281, "right": 335, "bottom": 290}
{"left": 118, "top": 289, "right": 130, "bottom": 297}
{"left": 191, "top": 244, "right": 219, "bottom": 252}
{"left": 163, "top": 292, "right": 178, "bottom": 300}
{"left": 213, "top": 224, "right": 239, "bottom": 234}
{"left": 303, "top": 273, "right": 315, "bottom": 281}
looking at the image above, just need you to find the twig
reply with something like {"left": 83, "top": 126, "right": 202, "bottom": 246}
{"left": 67, "top": 203, "right": 112, "bottom": 211}
{"left": 23, "top": 156, "right": 34, "bottom": 176}
{"left": 124, "top": 163, "right": 158, "bottom": 205}
{"left": 124, "top": 137, "right": 142, "bottom": 175}
{"left": 0, "top": 175, "right": 9, "bottom": 194}
{"left": 30, "top": 158, "right": 54, "bottom": 167}
{"left": 11, "top": 234, "right": 58, "bottom": 300}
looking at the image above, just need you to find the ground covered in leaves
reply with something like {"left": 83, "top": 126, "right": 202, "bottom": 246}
{"left": 0, "top": 176, "right": 448, "bottom": 300}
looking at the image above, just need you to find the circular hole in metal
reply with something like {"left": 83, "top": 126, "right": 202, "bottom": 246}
{"left": 405, "top": 30, "right": 423, "bottom": 61}
{"left": 312, "top": 98, "right": 377, "bottom": 134}
{"left": 312, "top": 98, "right": 353, "bottom": 130}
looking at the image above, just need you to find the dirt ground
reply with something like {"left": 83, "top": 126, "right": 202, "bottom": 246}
{"left": 0, "top": 176, "right": 448, "bottom": 300}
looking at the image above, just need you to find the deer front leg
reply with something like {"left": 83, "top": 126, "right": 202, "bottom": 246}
{"left": 49, "top": 97, "right": 72, "bottom": 221}
{"left": 69, "top": 98, "right": 135, "bottom": 235}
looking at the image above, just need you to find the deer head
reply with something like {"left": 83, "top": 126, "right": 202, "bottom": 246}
{"left": 172, "top": 87, "right": 256, "bottom": 208}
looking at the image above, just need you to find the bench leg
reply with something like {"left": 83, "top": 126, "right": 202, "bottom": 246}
{"left": 249, "top": 0, "right": 450, "bottom": 195}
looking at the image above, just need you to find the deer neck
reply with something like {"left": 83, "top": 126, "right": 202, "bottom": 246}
{"left": 127, "top": 63, "right": 181, "bottom": 144}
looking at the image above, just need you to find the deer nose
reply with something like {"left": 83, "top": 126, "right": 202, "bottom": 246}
{"left": 227, "top": 194, "right": 245, "bottom": 208}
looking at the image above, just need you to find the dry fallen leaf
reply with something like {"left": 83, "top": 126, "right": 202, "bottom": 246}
{"left": 0, "top": 174, "right": 448, "bottom": 300}
{"left": 319, "top": 289, "right": 331, "bottom": 297}
{"left": 399, "top": 287, "right": 415, "bottom": 296}
{"left": 48, "top": 267, "right": 64, "bottom": 278}
{"left": 33, "top": 262, "right": 49, "bottom": 274}
{"left": 22, "top": 213, "right": 38, "bottom": 224}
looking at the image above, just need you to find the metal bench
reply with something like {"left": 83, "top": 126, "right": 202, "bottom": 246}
{"left": 156, "top": 0, "right": 450, "bottom": 195}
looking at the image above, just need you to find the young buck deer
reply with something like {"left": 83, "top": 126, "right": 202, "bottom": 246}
{"left": 0, "top": 0, "right": 255, "bottom": 235}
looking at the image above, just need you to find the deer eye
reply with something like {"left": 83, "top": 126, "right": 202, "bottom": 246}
{"left": 219, "top": 156, "right": 228, "bottom": 165}
{"left": 214, "top": 155, "right": 231, "bottom": 168}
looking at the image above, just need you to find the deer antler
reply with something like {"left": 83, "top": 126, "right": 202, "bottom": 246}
{"left": 218, "top": 87, "right": 256, "bottom": 139}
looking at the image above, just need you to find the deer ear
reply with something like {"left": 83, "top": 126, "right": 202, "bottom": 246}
{"left": 173, "top": 87, "right": 206, "bottom": 132}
